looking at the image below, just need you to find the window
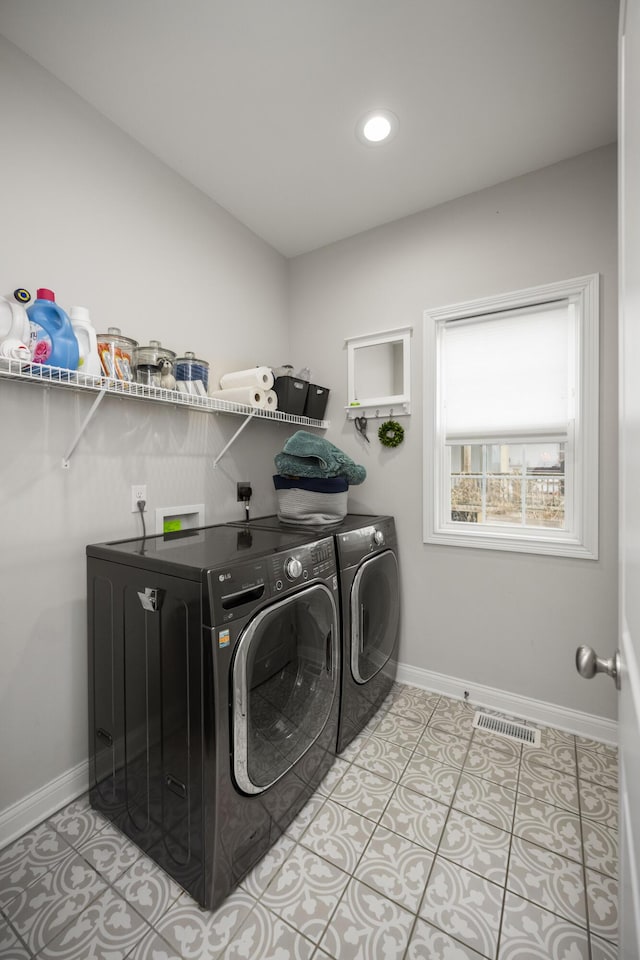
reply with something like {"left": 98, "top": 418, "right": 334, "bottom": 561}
{"left": 423, "top": 275, "right": 599, "bottom": 558}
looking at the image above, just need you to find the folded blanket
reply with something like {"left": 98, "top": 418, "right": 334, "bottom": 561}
{"left": 274, "top": 430, "right": 366, "bottom": 485}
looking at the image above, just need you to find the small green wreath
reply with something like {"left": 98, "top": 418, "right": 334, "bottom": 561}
{"left": 378, "top": 419, "right": 404, "bottom": 448}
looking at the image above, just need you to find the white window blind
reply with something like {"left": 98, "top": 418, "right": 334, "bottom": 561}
{"left": 442, "top": 301, "right": 573, "bottom": 443}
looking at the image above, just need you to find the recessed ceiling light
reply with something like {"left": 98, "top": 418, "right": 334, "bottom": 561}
{"left": 356, "top": 109, "right": 398, "bottom": 145}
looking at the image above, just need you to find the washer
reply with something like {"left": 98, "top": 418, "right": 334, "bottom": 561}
{"left": 229, "top": 514, "right": 400, "bottom": 754}
{"left": 86, "top": 523, "right": 340, "bottom": 909}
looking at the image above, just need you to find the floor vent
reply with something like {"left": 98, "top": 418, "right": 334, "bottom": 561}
{"left": 472, "top": 711, "right": 541, "bottom": 747}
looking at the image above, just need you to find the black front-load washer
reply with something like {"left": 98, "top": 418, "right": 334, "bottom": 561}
{"left": 229, "top": 514, "right": 400, "bottom": 754}
{"left": 86, "top": 523, "right": 340, "bottom": 909}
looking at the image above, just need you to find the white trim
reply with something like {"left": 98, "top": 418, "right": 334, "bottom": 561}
{"left": 423, "top": 274, "right": 600, "bottom": 560}
{"left": 0, "top": 759, "right": 88, "bottom": 849}
{"left": 396, "top": 660, "right": 617, "bottom": 745}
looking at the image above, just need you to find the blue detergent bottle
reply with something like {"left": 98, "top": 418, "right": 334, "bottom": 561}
{"left": 27, "top": 287, "right": 79, "bottom": 371}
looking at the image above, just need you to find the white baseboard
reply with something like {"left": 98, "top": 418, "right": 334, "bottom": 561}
{"left": 396, "top": 661, "right": 618, "bottom": 746}
{"left": 0, "top": 759, "right": 88, "bottom": 850}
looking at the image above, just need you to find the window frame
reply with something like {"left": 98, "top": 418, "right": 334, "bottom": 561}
{"left": 423, "top": 274, "right": 600, "bottom": 559}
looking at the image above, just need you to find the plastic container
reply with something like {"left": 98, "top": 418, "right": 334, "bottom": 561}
{"left": 273, "top": 375, "right": 309, "bottom": 415}
{"left": 303, "top": 384, "right": 330, "bottom": 420}
{"left": 132, "top": 341, "right": 176, "bottom": 387}
{"left": 0, "top": 294, "right": 31, "bottom": 362}
{"left": 70, "top": 306, "right": 101, "bottom": 378}
{"left": 97, "top": 327, "right": 138, "bottom": 380}
{"left": 27, "top": 288, "right": 79, "bottom": 371}
{"left": 175, "top": 351, "right": 209, "bottom": 397}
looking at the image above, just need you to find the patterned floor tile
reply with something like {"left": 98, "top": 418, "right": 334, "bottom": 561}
{"left": 374, "top": 712, "right": 426, "bottom": 749}
{"left": 438, "top": 810, "right": 510, "bottom": 885}
{"left": 336, "top": 731, "right": 370, "bottom": 764}
{"left": 582, "top": 820, "right": 618, "bottom": 878}
{"left": 319, "top": 876, "right": 414, "bottom": 960}
{"left": 155, "top": 888, "right": 256, "bottom": 960}
{"left": 576, "top": 748, "right": 618, "bottom": 789}
{"left": 225, "top": 902, "right": 316, "bottom": 959}
{"left": 5, "top": 851, "right": 107, "bottom": 954}
{"left": 428, "top": 700, "right": 475, "bottom": 738}
{"left": 385, "top": 688, "right": 440, "bottom": 726}
{"left": 579, "top": 780, "right": 618, "bottom": 830}
{"left": 315, "top": 758, "right": 350, "bottom": 798}
{"left": 0, "top": 823, "right": 75, "bottom": 910}
{"left": 35, "top": 887, "right": 150, "bottom": 959}
{"left": 78, "top": 822, "right": 142, "bottom": 882}
{"left": 507, "top": 836, "right": 587, "bottom": 927}
{"left": 470, "top": 728, "right": 521, "bottom": 759}
{"left": 517, "top": 757, "right": 579, "bottom": 813}
{"left": 127, "top": 926, "right": 183, "bottom": 959}
{"left": 284, "top": 795, "right": 326, "bottom": 842}
{"left": 590, "top": 932, "right": 618, "bottom": 960}
{"left": 354, "top": 824, "right": 433, "bottom": 912}
{"left": 400, "top": 753, "right": 460, "bottom": 805}
{"left": 575, "top": 737, "right": 617, "bottom": 759}
{"left": 499, "top": 891, "right": 590, "bottom": 959}
{"left": 329, "top": 764, "right": 395, "bottom": 821}
{"left": 0, "top": 918, "right": 30, "bottom": 960}
{"left": 351, "top": 735, "right": 413, "bottom": 782}
{"left": 241, "top": 832, "right": 296, "bottom": 899}
{"left": 380, "top": 785, "right": 448, "bottom": 851}
{"left": 300, "top": 798, "right": 376, "bottom": 873}
{"left": 540, "top": 726, "right": 576, "bottom": 750}
{"left": 113, "top": 852, "right": 183, "bottom": 925}
{"left": 419, "top": 857, "right": 503, "bottom": 959}
{"left": 522, "top": 739, "right": 577, "bottom": 777}
{"left": 414, "top": 726, "right": 470, "bottom": 768}
{"left": 47, "top": 795, "right": 110, "bottom": 850}
{"left": 513, "top": 794, "right": 582, "bottom": 863}
{"left": 260, "top": 845, "right": 349, "bottom": 944}
{"left": 586, "top": 869, "right": 618, "bottom": 942}
{"left": 406, "top": 918, "right": 485, "bottom": 959}
{"left": 462, "top": 743, "right": 520, "bottom": 791}
{"left": 452, "top": 773, "right": 516, "bottom": 832}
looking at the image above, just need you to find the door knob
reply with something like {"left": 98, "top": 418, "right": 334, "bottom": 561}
{"left": 575, "top": 645, "right": 621, "bottom": 690}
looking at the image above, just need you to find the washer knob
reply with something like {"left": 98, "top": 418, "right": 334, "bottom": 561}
{"left": 285, "top": 557, "right": 303, "bottom": 579}
{"left": 373, "top": 530, "right": 385, "bottom": 546}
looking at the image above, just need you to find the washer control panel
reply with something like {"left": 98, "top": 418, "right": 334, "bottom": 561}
{"left": 268, "top": 536, "right": 336, "bottom": 592}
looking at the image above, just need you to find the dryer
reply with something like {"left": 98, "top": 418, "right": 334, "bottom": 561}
{"left": 86, "top": 523, "right": 340, "bottom": 910}
{"left": 229, "top": 514, "right": 400, "bottom": 754}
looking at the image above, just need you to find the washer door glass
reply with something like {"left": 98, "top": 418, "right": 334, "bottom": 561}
{"left": 232, "top": 583, "right": 338, "bottom": 794}
{"left": 350, "top": 550, "right": 400, "bottom": 684}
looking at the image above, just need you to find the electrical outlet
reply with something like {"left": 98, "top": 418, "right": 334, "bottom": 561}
{"left": 131, "top": 484, "right": 147, "bottom": 513}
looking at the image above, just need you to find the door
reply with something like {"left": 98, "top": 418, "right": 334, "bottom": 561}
{"left": 619, "top": 2, "right": 640, "bottom": 955}
{"left": 350, "top": 550, "right": 400, "bottom": 683}
{"left": 232, "top": 584, "right": 338, "bottom": 795}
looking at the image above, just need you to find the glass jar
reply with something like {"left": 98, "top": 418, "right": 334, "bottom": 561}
{"left": 97, "top": 327, "right": 138, "bottom": 380}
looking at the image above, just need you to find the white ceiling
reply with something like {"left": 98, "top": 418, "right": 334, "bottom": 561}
{"left": 0, "top": 0, "right": 618, "bottom": 257}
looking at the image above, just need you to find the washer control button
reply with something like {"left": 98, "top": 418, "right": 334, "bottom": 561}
{"left": 285, "top": 557, "right": 303, "bottom": 580}
{"left": 275, "top": 579, "right": 284, "bottom": 591}
{"left": 373, "top": 530, "right": 385, "bottom": 546}
{"left": 303, "top": 569, "right": 309, "bottom": 580}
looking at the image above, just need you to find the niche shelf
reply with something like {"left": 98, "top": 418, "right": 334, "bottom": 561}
{"left": 0, "top": 357, "right": 328, "bottom": 467}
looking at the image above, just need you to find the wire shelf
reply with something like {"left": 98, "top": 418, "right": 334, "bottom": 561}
{"left": 0, "top": 357, "right": 329, "bottom": 429}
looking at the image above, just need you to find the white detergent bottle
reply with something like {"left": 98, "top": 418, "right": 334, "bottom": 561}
{"left": 0, "top": 294, "right": 31, "bottom": 361}
{"left": 70, "top": 305, "right": 101, "bottom": 378}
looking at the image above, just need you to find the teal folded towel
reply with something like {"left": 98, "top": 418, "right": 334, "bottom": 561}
{"left": 274, "top": 430, "right": 366, "bottom": 485}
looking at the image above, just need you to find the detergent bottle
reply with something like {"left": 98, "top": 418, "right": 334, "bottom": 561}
{"left": 70, "top": 305, "right": 101, "bottom": 378}
{"left": 27, "top": 288, "right": 79, "bottom": 371}
{"left": 0, "top": 290, "right": 31, "bottom": 362}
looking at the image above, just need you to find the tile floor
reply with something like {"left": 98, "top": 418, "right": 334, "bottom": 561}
{"left": 0, "top": 683, "right": 618, "bottom": 960}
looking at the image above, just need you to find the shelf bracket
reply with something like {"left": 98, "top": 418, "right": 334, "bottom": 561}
{"left": 62, "top": 387, "right": 107, "bottom": 468}
{"left": 212, "top": 412, "right": 257, "bottom": 468}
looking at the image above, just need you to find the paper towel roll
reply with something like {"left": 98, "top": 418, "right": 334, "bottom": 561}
{"left": 210, "top": 387, "right": 266, "bottom": 408}
{"left": 219, "top": 366, "right": 274, "bottom": 391}
{"left": 264, "top": 389, "right": 278, "bottom": 410}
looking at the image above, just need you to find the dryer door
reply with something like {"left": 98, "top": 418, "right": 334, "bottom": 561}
{"left": 232, "top": 583, "right": 338, "bottom": 795}
{"left": 351, "top": 550, "right": 400, "bottom": 684}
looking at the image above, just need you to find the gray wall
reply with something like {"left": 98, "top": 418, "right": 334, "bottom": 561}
{"left": 0, "top": 37, "right": 292, "bottom": 815}
{"left": 289, "top": 144, "right": 618, "bottom": 721}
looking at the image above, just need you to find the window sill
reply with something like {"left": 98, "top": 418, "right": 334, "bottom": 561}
{"left": 424, "top": 525, "right": 598, "bottom": 560}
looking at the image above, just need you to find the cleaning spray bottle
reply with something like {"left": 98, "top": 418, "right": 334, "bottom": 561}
{"left": 27, "top": 288, "right": 79, "bottom": 371}
{"left": 70, "top": 305, "right": 101, "bottom": 378}
{"left": 0, "top": 289, "right": 32, "bottom": 361}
